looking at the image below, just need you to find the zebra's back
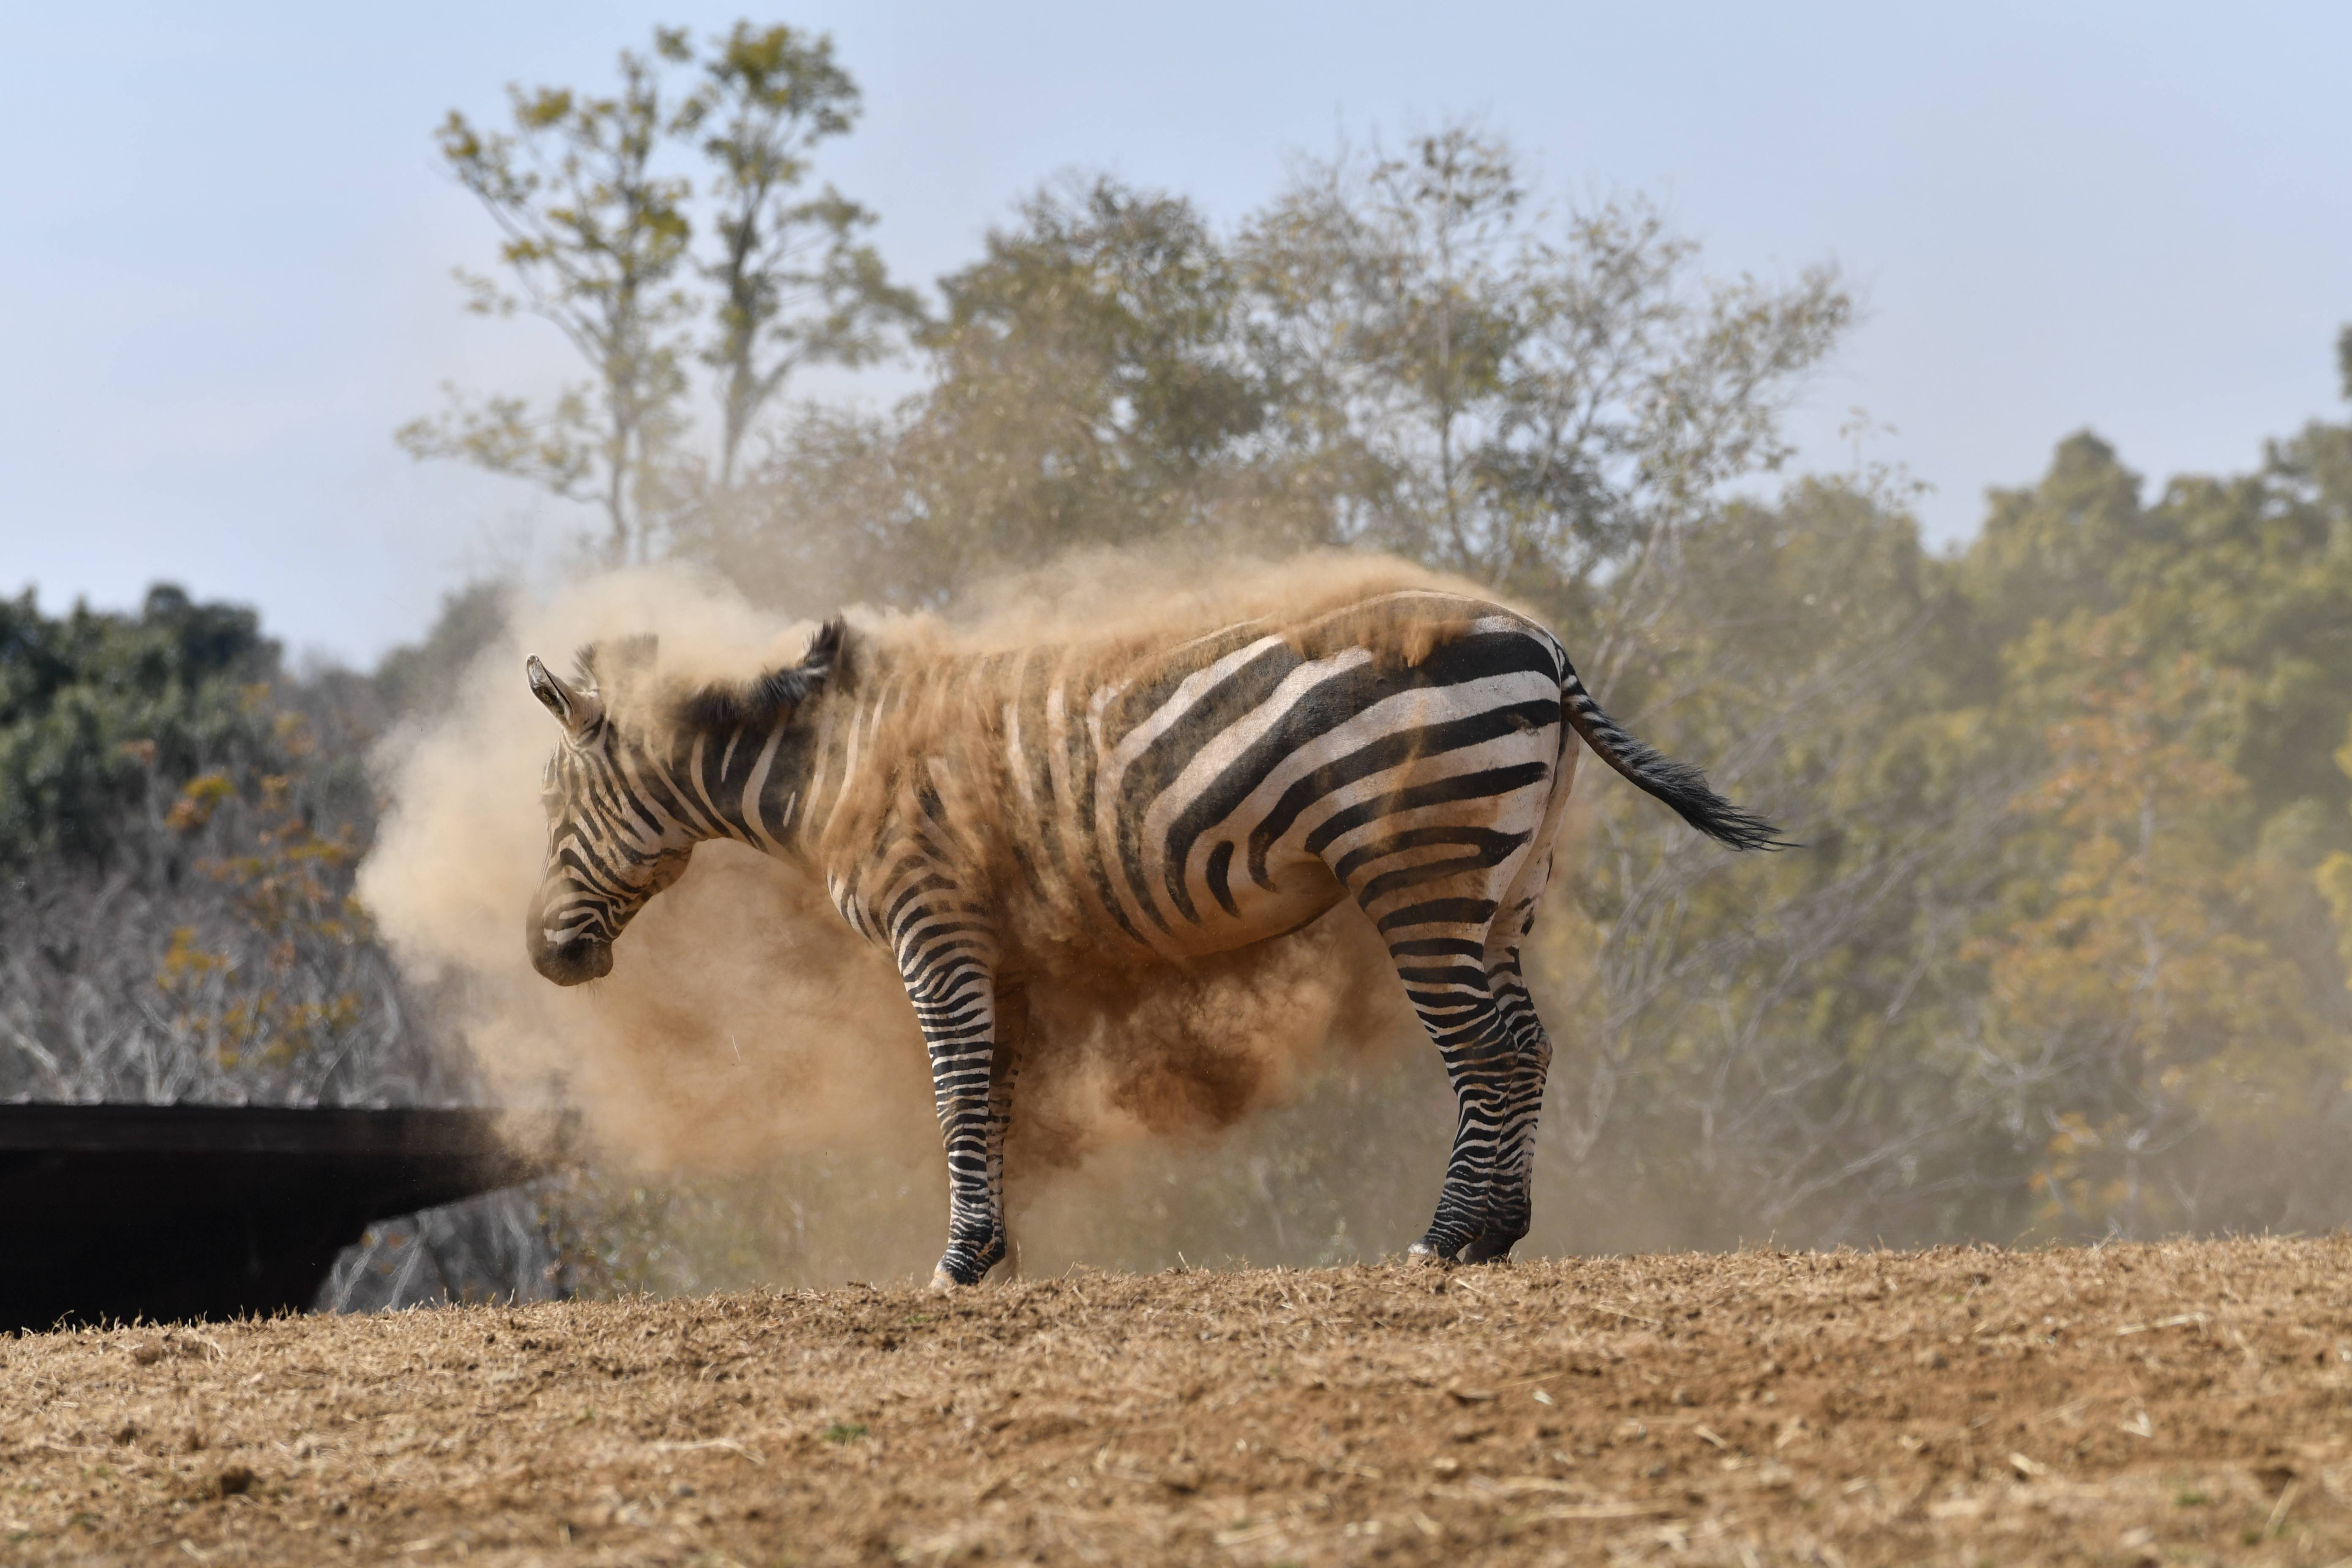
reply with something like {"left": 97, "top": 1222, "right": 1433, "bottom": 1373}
{"left": 977, "top": 590, "right": 1572, "bottom": 962}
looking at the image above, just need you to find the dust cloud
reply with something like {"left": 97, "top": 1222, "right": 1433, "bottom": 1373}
{"left": 357, "top": 554, "right": 1445, "bottom": 1274}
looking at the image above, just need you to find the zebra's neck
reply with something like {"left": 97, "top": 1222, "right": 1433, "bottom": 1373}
{"left": 653, "top": 705, "right": 830, "bottom": 863}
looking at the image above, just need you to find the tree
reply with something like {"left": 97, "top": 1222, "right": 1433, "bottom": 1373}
{"left": 694, "top": 23, "right": 916, "bottom": 490}
{"left": 400, "top": 29, "right": 699, "bottom": 566}
{"left": 681, "top": 177, "right": 1275, "bottom": 610}
{"left": 696, "top": 123, "right": 1853, "bottom": 625}
{"left": 908, "top": 180, "right": 1269, "bottom": 578}
{"left": 0, "top": 586, "right": 456, "bottom": 1106}
{"left": 1239, "top": 126, "right": 1852, "bottom": 630}
{"left": 1961, "top": 433, "right": 2145, "bottom": 652}
{"left": 1978, "top": 424, "right": 2352, "bottom": 863}
{"left": 1519, "top": 478, "right": 2029, "bottom": 1250}
{"left": 0, "top": 585, "right": 281, "bottom": 872}
{"left": 400, "top": 22, "right": 909, "bottom": 565}
{"left": 1968, "top": 640, "right": 2333, "bottom": 1236}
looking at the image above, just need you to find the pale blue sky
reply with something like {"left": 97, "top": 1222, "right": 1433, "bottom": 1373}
{"left": 5, "top": 3, "right": 2348, "bottom": 664}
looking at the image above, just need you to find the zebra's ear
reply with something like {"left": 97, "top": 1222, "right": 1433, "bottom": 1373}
{"left": 800, "top": 616, "right": 847, "bottom": 679}
{"left": 526, "top": 655, "right": 604, "bottom": 738}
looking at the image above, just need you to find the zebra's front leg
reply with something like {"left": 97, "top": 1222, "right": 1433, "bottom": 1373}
{"left": 979, "top": 984, "right": 1028, "bottom": 1279}
{"left": 901, "top": 935, "right": 1015, "bottom": 1290}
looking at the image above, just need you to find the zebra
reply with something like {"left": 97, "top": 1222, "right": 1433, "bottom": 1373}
{"left": 523, "top": 584, "right": 1781, "bottom": 1288}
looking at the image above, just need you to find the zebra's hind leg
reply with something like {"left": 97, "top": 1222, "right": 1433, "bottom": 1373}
{"left": 1362, "top": 871, "right": 1534, "bottom": 1263}
{"left": 1346, "top": 755, "right": 1573, "bottom": 1264}
{"left": 1458, "top": 943, "right": 1552, "bottom": 1263}
{"left": 1387, "top": 942, "right": 1516, "bottom": 1264}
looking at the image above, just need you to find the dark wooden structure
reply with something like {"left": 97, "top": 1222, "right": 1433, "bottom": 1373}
{"left": 0, "top": 1105, "right": 550, "bottom": 1331}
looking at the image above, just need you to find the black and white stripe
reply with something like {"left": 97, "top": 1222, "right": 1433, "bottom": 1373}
{"left": 524, "top": 590, "right": 1779, "bottom": 1285}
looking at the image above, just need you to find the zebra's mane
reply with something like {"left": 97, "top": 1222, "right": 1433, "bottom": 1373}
{"left": 669, "top": 617, "right": 848, "bottom": 734}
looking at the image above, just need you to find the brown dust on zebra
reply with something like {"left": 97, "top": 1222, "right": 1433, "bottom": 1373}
{"left": 522, "top": 569, "right": 1783, "bottom": 1287}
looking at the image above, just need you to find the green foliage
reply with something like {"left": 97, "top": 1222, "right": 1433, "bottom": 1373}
{"left": 1944, "top": 388, "right": 2352, "bottom": 1238}
{"left": 1546, "top": 362, "right": 2352, "bottom": 1246}
{"left": 0, "top": 586, "right": 460, "bottom": 1105}
{"left": 691, "top": 124, "right": 1851, "bottom": 624}
{"left": 1963, "top": 433, "right": 2143, "bottom": 649}
{"left": 902, "top": 179, "right": 1273, "bottom": 580}
{"left": 1238, "top": 128, "right": 1851, "bottom": 619}
{"left": 0, "top": 585, "right": 281, "bottom": 871}
{"left": 1973, "top": 431, "right": 2352, "bottom": 852}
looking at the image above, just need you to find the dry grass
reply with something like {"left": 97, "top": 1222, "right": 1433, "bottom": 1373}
{"left": 8, "top": 1236, "right": 2352, "bottom": 1565}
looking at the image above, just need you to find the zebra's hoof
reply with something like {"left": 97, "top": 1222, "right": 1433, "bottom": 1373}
{"left": 928, "top": 1267, "right": 963, "bottom": 1292}
{"left": 1405, "top": 1242, "right": 1452, "bottom": 1267}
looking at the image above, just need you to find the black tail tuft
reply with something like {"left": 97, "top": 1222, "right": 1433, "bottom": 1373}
{"left": 1560, "top": 677, "right": 1792, "bottom": 853}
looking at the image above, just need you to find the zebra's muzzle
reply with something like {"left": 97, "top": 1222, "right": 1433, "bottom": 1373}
{"left": 532, "top": 932, "right": 614, "bottom": 986}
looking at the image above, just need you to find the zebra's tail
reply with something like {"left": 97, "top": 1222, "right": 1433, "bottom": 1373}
{"left": 1558, "top": 660, "right": 1791, "bottom": 852}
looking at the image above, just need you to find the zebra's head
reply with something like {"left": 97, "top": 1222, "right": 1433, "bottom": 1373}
{"left": 522, "top": 622, "right": 847, "bottom": 986}
{"left": 522, "top": 637, "right": 691, "bottom": 986}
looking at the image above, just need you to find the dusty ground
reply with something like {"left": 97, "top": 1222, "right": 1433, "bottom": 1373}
{"left": 7, "top": 1238, "right": 2352, "bottom": 1566}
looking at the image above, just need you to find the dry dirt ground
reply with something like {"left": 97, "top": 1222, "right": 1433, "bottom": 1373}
{"left": 8, "top": 1237, "right": 2352, "bottom": 1567}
